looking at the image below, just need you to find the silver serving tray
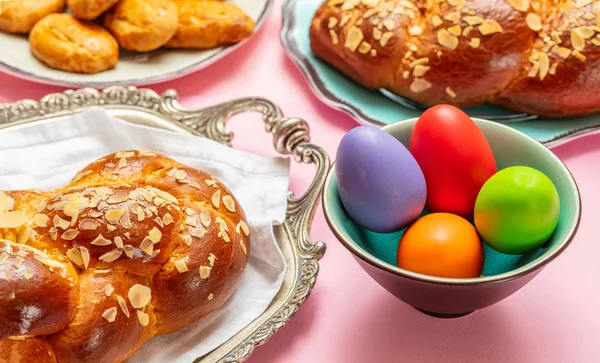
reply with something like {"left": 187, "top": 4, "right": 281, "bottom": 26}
{"left": 0, "top": 86, "right": 329, "bottom": 363}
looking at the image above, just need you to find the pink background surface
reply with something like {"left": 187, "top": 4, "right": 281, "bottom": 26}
{"left": 1, "top": 2, "right": 599, "bottom": 361}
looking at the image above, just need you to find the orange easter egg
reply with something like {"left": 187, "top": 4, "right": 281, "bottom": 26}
{"left": 397, "top": 213, "right": 484, "bottom": 278}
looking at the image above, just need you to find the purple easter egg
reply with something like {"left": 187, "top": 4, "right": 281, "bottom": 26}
{"left": 336, "top": 126, "right": 427, "bottom": 233}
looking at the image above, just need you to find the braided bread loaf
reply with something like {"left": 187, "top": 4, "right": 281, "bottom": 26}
{"left": 0, "top": 150, "right": 251, "bottom": 363}
{"left": 310, "top": 0, "right": 600, "bottom": 118}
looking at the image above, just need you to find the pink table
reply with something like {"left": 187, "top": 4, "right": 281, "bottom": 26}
{"left": 1, "top": 2, "right": 599, "bottom": 361}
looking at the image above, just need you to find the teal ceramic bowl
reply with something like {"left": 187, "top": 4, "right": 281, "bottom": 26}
{"left": 323, "top": 118, "right": 581, "bottom": 318}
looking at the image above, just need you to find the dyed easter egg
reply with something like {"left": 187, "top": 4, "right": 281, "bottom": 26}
{"left": 336, "top": 126, "right": 427, "bottom": 233}
{"left": 409, "top": 105, "right": 497, "bottom": 217}
{"left": 397, "top": 213, "right": 484, "bottom": 278}
{"left": 474, "top": 166, "right": 560, "bottom": 255}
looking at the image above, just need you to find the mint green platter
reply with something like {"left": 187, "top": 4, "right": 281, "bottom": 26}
{"left": 281, "top": 0, "right": 600, "bottom": 147}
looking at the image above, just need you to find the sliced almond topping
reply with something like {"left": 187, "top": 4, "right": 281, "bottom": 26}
{"left": 507, "top": 0, "right": 529, "bottom": 12}
{"left": 431, "top": 15, "right": 443, "bottom": 28}
{"left": 572, "top": 49, "right": 587, "bottom": 61}
{"left": 199, "top": 213, "right": 211, "bottom": 227}
{"left": 138, "top": 150, "right": 156, "bottom": 157}
{"left": 527, "top": 61, "right": 540, "bottom": 77}
{"left": 91, "top": 234, "right": 112, "bottom": 246}
{"left": 236, "top": 221, "right": 250, "bottom": 236}
{"left": 117, "top": 158, "right": 128, "bottom": 169}
{"left": 592, "top": 38, "right": 600, "bottom": 46}
{"left": 469, "top": 37, "right": 481, "bottom": 48}
{"left": 525, "top": 14, "right": 542, "bottom": 32}
{"left": 208, "top": 253, "right": 216, "bottom": 266}
{"left": 183, "top": 235, "right": 193, "bottom": 247}
{"left": 0, "top": 191, "right": 15, "bottom": 213}
{"left": 222, "top": 195, "right": 236, "bottom": 213}
{"left": 551, "top": 45, "right": 571, "bottom": 59}
{"left": 463, "top": 16, "right": 484, "bottom": 26}
{"left": 571, "top": 28, "right": 586, "bottom": 51}
{"left": 412, "top": 65, "right": 431, "bottom": 77}
{"left": 52, "top": 201, "right": 68, "bottom": 211}
{"left": 175, "top": 257, "right": 190, "bottom": 273}
{"left": 191, "top": 226, "right": 207, "bottom": 238}
{"left": 36, "top": 200, "right": 47, "bottom": 214}
{"left": 408, "top": 25, "right": 422, "bottom": 35}
{"left": 404, "top": 50, "right": 413, "bottom": 59}
{"left": 49, "top": 227, "right": 58, "bottom": 240}
{"left": 116, "top": 151, "right": 135, "bottom": 158}
{"left": 383, "top": 20, "right": 395, "bottom": 31}
{"left": 538, "top": 52, "right": 550, "bottom": 80}
{"left": 64, "top": 198, "right": 89, "bottom": 218}
{"left": 102, "top": 307, "right": 117, "bottom": 323}
{"left": 410, "top": 78, "right": 432, "bottom": 93}
{"left": 409, "top": 57, "right": 429, "bottom": 67}
{"left": 13, "top": 256, "right": 25, "bottom": 269}
{"left": 479, "top": 19, "right": 504, "bottom": 35}
{"left": 79, "top": 219, "right": 100, "bottom": 231}
{"left": 373, "top": 27, "right": 382, "bottom": 40}
{"left": 185, "top": 215, "right": 197, "bottom": 227}
{"left": 380, "top": 32, "right": 393, "bottom": 47}
{"left": 345, "top": 26, "right": 364, "bottom": 52}
{"left": 437, "top": 29, "right": 459, "bottom": 49}
{"left": 358, "top": 42, "right": 372, "bottom": 54}
{"left": 66, "top": 247, "right": 84, "bottom": 267}
{"left": 0, "top": 252, "right": 9, "bottom": 264}
{"left": 240, "top": 240, "right": 248, "bottom": 255}
{"left": 444, "top": 11, "right": 461, "bottom": 23}
{"left": 114, "top": 236, "right": 124, "bottom": 250}
{"left": 174, "top": 170, "right": 187, "bottom": 181}
{"left": 119, "top": 209, "right": 131, "bottom": 229}
{"left": 149, "top": 227, "right": 162, "bottom": 244}
{"left": 107, "top": 225, "right": 117, "bottom": 232}
{"left": 33, "top": 214, "right": 49, "bottom": 227}
{"left": 99, "top": 249, "right": 122, "bottom": 263}
{"left": 105, "top": 284, "right": 115, "bottom": 297}
{"left": 105, "top": 209, "right": 124, "bottom": 225}
{"left": 211, "top": 190, "right": 221, "bottom": 209}
{"left": 123, "top": 245, "right": 134, "bottom": 259}
{"left": 446, "top": 87, "right": 458, "bottom": 98}
{"left": 116, "top": 295, "right": 130, "bottom": 318}
{"left": 16, "top": 250, "right": 28, "bottom": 258}
{"left": 199, "top": 266, "right": 212, "bottom": 279}
{"left": 448, "top": 25, "right": 462, "bottom": 36}
{"left": 61, "top": 229, "right": 79, "bottom": 241}
{"left": 136, "top": 310, "right": 149, "bottom": 327}
{"left": 576, "top": 0, "right": 593, "bottom": 7}
{"left": 0, "top": 211, "right": 28, "bottom": 228}
{"left": 81, "top": 247, "right": 90, "bottom": 269}
{"left": 140, "top": 238, "right": 154, "bottom": 255}
{"left": 128, "top": 284, "right": 151, "bottom": 309}
{"left": 208, "top": 293, "right": 214, "bottom": 301}
{"left": 17, "top": 227, "right": 32, "bottom": 245}
{"left": 23, "top": 269, "right": 34, "bottom": 280}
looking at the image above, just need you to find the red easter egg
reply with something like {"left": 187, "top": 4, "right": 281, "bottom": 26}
{"left": 409, "top": 105, "right": 497, "bottom": 217}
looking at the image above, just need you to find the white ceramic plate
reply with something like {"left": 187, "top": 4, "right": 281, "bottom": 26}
{"left": 0, "top": 0, "right": 273, "bottom": 88}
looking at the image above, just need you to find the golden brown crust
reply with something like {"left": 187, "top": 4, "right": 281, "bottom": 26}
{"left": 310, "top": 0, "right": 600, "bottom": 118}
{"left": 0, "top": 241, "right": 79, "bottom": 340}
{"left": 0, "top": 336, "right": 57, "bottom": 363}
{"left": 0, "top": 150, "right": 251, "bottom": 362}
{"left": 29, "top": 13, "right": 119, "bottom": 74}
{"left": 103, "top": 0, "right": 179, "bottom": 52}
{"left": 165, "top": 1, "right": 256, "bottom": 49}
{"left": 0, "top": 0, "right": 65, "bottom": 34}
{"left": 67, "top": 0, "right": 120, "bottom": 20}
{"left": 48, "top": 270, "right": 156, "bottom": 363}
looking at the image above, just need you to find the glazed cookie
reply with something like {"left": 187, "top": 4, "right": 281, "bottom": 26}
{"left": 67, "top": 0, "right": 120, "bottom": 20}
{"left": 0, "top": 0, "right": 65, "bottom": 34}
{"left": 29, "top": 14, "right": 119, "bottom": 74}
{"left": 166, "top": 1, "right": 255, "bottom": 49}
{"left": 103, "top": 0, "right": 178, "bottom": 52}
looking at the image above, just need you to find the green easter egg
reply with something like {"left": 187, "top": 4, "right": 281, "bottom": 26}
{"left": 474, "top": 166, "right": 560, "bottom": 255}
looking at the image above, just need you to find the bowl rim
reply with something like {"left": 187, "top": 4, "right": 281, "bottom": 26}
{"left": 323, "top": 117, "right": 582, "bottom": 286}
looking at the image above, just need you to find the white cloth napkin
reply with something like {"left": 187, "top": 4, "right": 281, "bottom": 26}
{"left": 0, "top": 107, "right": 289, "bottom": 362}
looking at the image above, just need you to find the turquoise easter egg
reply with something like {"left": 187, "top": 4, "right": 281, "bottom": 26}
{"left": 474, "top": 166, "right": 560, "bottom": 254}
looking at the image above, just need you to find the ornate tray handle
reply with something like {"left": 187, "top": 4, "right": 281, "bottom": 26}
{"left": 162, "top": 93, "right": 328, "bottom": 260}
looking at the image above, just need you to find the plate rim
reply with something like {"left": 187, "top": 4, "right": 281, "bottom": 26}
{"left": 0, "top": 86, "right": 329, "bottom": 363}
{"left": 279, "top": 0, "right": 600, "bottom": 148}
{"left": 0, "top": 0, "right": 275, "bottom": 88}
